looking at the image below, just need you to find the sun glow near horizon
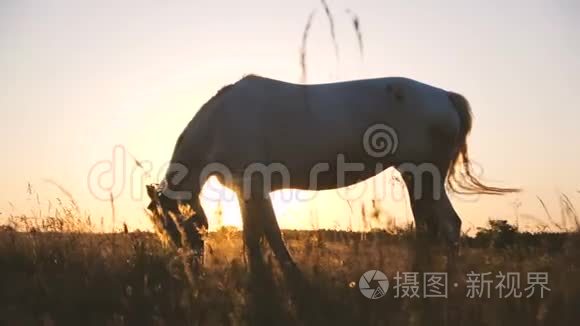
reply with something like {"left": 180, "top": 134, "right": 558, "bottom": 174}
{"left": 0, "top": 0, "right": 579, "bottom": 232}
{"left": 197, "top": 170, "right": 414, "bottom": 233}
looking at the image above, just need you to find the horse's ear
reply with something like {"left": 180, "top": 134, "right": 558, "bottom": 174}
{"left": 146, "top": 185, "right": 160, "bottom": 213}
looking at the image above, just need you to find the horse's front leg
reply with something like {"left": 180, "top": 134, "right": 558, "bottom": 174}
{"left": 237, "top": 189, "right": 290, "bottom": 325}
{"left": 238, "top": 196, "right": 266, "bottom": 274}
{"left": 259, "top": 195, "right": 299, "bottom": 273}
{"left": 177, "top": 183, "right": 208, "bottom": 269}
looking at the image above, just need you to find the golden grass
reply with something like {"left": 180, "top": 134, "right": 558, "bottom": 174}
{"left": 1, "top": 215, "right": 579, "bottom": 325}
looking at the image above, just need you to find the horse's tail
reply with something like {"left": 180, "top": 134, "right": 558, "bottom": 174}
{"left": 446, "top": 92, "right": 520, "bottom": 195}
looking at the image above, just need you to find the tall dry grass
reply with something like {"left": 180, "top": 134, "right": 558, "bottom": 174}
{"left": 1, "top": 219, "right": 579, "bottom": 325}
{"left": 299, "top": 1, "right": 363, "bottom": 82}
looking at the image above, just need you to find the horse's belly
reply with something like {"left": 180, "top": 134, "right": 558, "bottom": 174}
{"left": 268, "top": 163, "right": 386, "bottom": 192}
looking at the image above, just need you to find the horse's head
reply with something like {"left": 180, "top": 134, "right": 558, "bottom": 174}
{"left": 146, "top": 183, "right": 204, "bottom": 257}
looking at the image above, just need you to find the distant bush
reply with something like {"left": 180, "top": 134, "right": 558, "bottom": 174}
{"left": 0, "top": 225, "right": 15, "bottom": 232}
{"left": 474, "top": 220, "right": 518, "bottom": 249}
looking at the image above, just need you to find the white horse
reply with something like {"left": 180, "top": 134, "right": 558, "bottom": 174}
{"left": 146, "top": 75, "right": 517, "bottom": 271}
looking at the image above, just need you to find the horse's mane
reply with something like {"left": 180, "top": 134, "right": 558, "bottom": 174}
{"left": 201, "top": 74, "right": 260, "bottom": 108}
{"left": 207, "top": 84, "right": 234, "bottom": 104}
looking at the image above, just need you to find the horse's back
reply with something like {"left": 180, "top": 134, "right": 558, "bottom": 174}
{"left": 186, "top": 75, "right": 459, "bottom": 170}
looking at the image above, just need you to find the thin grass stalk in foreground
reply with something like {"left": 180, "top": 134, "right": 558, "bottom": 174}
{"left": 345, "top": 9, "right": 364, "bottom": 58}
{"left": 145, "top": 209, "right": 172, "bottom": 247}
{"left": 42, "top": 179, "right": 80, "bottom": 214}
{"left": 109, "top": 192, "right": 116, "bottom": 232}
{"left": 127, "top": 149, "right": 151, "bottom": 179}
{"left": 537, "top": 196, "right": 562, "bottom": 230}
{"left": 320, "top": 0, "right": 339, "bottom": 61}
{"left": 560, "top": 193, "right": 579, "bottom": 230}
{"left": 300, "top": 10, "right": 316, "bottom": 83}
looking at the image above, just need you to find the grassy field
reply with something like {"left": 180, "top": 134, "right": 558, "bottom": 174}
{"left": 1, "top": 220, "right": 579, "bottom": 326}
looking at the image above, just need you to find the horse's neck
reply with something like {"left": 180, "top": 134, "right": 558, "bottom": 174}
{"left": 163, "top": 164, "right": 197, "bottom": 200}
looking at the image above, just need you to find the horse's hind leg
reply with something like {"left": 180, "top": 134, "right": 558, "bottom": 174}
{"left": 398, "top": 167, "right": 461, "bottom": 245}
{"left": 398, "top": 166, "right": 461, "bottom": 326}
{"left": 434, "top": 192, "right": 462, "bottom": 247}
{"left": 399, "top": 170, "right": 438, "bottom": 241}
{"left": 398, "top": 166, "right": 462, "bottom": 275}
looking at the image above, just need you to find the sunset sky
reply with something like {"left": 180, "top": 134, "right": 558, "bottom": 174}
{"left": 1, "top": 0, "right": 579, "bottom": 232}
